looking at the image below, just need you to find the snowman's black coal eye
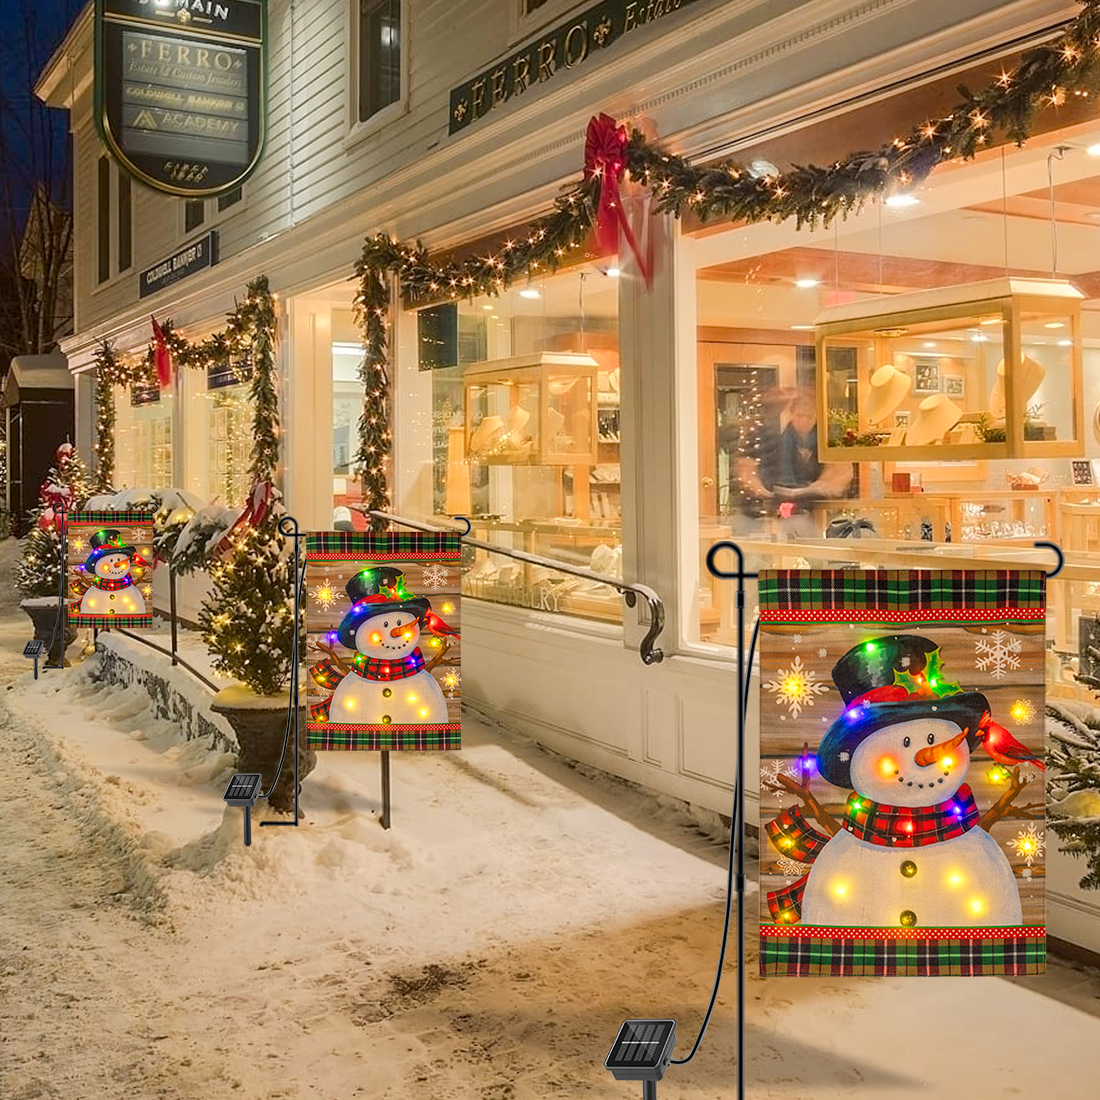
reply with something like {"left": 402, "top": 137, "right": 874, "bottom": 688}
{"left": 903, "top": 736, "right": 911, "bottom": 748}
{"left": 927, "top": 733, "right": 935, "bottom": 745}
{"left": 383, "top": 621, "right": 389, "bottom": 627}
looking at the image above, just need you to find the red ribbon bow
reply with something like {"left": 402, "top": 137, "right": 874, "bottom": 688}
{"left": 584, "top": 113, "right": 650, "bottom": 284}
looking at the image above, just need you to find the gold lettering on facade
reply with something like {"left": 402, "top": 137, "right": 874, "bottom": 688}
{"left": 491, "top": 66, "right": 508, "bottom": 106}
{"left": 624, "top": 3, "right": 638, "bottom": 31}
{"left": 563, "top": 22, "right": 588, "bottom": 67}
{"left": 513, "top": 54, "right": 530, "bottom": 94}
{"left": 538, "top": 40, "right": 556, "bottom": 82}
{"left": 470, "top": 77, "right": 487, "bottom": 118}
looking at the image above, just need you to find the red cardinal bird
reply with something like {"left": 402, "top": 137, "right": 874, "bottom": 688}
{"left": 423, "top": 610, "right": 460, "bottom": 639}
{"left": 977, "top": 714, "right": 1045, "bottom": 771}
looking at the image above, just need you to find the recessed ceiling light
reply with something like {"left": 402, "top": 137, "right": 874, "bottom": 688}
{"left": 979, "top": 316, "right": 1002, "bottom": 326}
{"left": 1045, "top": 321, "right": 1065, "bottom": 329}
{"left": 795, "top": 278, "right": 820, "bottom": 289}
{"left": 606, "top": 266, "right": 621, "bottom": 278}
{"left": 1088, "top": 143, "right": 1100, "bottom": 156}
{"left": 970, "top": 333, "right": 989, "bottom": 343}
{"left": 923, "top": 341, "right": 936, "bottom": 349}
{"left": 1058, "top": 338, "right": 1074, "bottom": 346}
{"left": 519, "top": 288, "right": 541, "bottom": 299}
{"left": 482, "top": 304, "right": 493, "bottom": 311}
{"left": 885, "top": 193, "right": 920, "bottom": 208}
{"left": 791, "top": 324, "right": 814, "bottom": 331}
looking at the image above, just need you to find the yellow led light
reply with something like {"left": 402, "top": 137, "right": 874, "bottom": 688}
{"left": 442, "top": 603, "right": 454, "bottom": 614}
{"left": 879, "top": 756, "right": 896, "bottom": 777}
{"left": 970, "top": 899, "right": 983, "bottom": 914}
{"left": 833, "top": 882, "right": 847, "bottom": 898}
{"left": 407, "top": 694, "right": 417, "bottom": 702}
{"left": 371, "top": 632, "right": 382, "bottom": 644}
{"left": 420, "top": 708, "right": 428, "bottom": 718}
{"left": 949, "top": 873, "right": 963, "bottom": 887}
{"left": 942, "top": 757, "right": 953, "bottom": 769}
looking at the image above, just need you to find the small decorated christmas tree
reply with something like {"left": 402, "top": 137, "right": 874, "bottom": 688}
{"left": 17, "top": 443, "right": 94, "bottom": 598}
{"left": 1048, "top": 702, "right": 1100, "bottom": 890}
{"left": 198, "top": 499, "right": 298, "bottom": 695}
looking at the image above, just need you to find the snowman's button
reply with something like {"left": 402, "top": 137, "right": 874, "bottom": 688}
{"left": 900, "top": 860, "right": 917, "bottom": 878}
{"left": 899, "top": 910, "right": 917, "bottom": 927}
{"left": 382, "top": 688, "right": 392, "bottom": 698}
{"left": 109, "top": 594, "right": 115, "bottom": 600}
{"left": 381, "top": 715, "right": 391, "bottom": 724}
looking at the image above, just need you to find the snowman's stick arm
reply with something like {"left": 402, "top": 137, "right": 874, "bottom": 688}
{"left": 317, "top": 639, "right": 351, "bottom": 673}
{"left": 764, "top": 773, "right": 842, "bottom": 836}
{"left": 423, "top": 639, "right": 453, "bottom": 672}
{"left": 979, "top": 767, "right": 1040, "bottom": 830}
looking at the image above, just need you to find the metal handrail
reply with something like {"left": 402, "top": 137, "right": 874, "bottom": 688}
{"left": 115, "top": 628, "right": 220, "bottom": 693}
{"left": 366, "top": 509, "right": 666, "bottom": 665}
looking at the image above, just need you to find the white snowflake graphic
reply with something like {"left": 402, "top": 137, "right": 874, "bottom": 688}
{"left": 792, "top": 634, "right": 803, "bottom": 644}
{"left": 1006, "top": 822, "right": 1045, "bottom": 867}
{"left": 310, "top": 578, "right": 343, "bottom": 611}
{"left": 776, "top": 854, "right": 810, "bottom": 877}
{"left": 441, "top": 667, "right": 461, "bottom": 697}
{"left": 763, "top": 655, "right": 830, "bottom": 719}
{"left": 762, "top": 759, "right": 802, "bottom": 787}
{"left": 421, "top": 564, "right": 451, "bottom": 590}
{"left": 975, "top": 630, "right": 1022, "bottom": 679}
{"left": 818, "top": 648, "right": 827, "bottom": 658}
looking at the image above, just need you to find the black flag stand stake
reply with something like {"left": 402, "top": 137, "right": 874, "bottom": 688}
{"left": 258, "top": 514, "right": 307, "bottom": 829}
{"left": 608, "top": 538, "right": 1064, "bottom": 1100}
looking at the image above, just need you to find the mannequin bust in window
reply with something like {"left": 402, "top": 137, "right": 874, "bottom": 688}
{"left": 735, "top": 393, "right": 852, "bottom": 516}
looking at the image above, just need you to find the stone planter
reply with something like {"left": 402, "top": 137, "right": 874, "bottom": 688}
{"left": 20, "top": 597, "right": 76, "bottom": 667}
{"left": 211, "top": 686, "right": 315, "bottom": 815}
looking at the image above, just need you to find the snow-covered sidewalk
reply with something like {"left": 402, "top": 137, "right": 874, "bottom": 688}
{"left": 2, "top": 630, "right": 1100, "bottom": 1098}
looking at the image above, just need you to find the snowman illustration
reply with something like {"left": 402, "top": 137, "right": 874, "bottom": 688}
{"left": 309, "top": 567, "right": 459, "bottom": 727}
{"left": 70, "top": 529, "right": 147, "bottom": 618}
{"left": 766, "top": 634, "right": 1043, "bottom": 930}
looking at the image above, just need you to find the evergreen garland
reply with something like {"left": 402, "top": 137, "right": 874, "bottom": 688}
{"left": 1048, "top": 702, "right": 1100, "bottom": 890}
{"left": 245, "top": 276, "right": 279, "bottom": 483}
{"left": 353, "top": 0, "right": 1100, "bottom": 499}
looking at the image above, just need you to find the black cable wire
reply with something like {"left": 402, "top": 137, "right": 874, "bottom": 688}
{"left": 260, "top": 553, "right": 307, "bottom": 800}
{"left": 670, "top": 616, "right": 759, "bottom": 1065}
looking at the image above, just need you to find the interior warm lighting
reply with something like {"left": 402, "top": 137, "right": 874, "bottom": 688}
{"left": 1058, "top": 338, "right": 1073, "bottom": 347}
{"left": 482, "top": 304, "right": 493, "bottom": 310}
{"left": 885, "top": 193, "right": 920, "bottom": 208}
{"left": 979, "top": 316, "right": 1002, "bottom": 325}
{"left": 923, "top": 341, "right": 936, "bottom": 348}
{"left": 1088, "top": 142, "right": 1100, "bottom": 156}
{"left": 970, "top": 333, "right": 989, "bottom": 343}
{"left": 519, "top": 287, "right": 541, "bottom": 299}
{"left": 1045, "top": 321, "right": 1065, "bottom": 328}
{"left": 795, "top": 278, "right": 820, "bottom": 289}
{"left": 790, "top": 324, "right": 814, "bottom": 331}
{"left": 606, "top": 266, "right": 621, "bottom": 278}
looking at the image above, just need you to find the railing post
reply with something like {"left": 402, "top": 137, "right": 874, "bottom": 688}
{"left": 168, "top": 558, "right": 179, "bottom": 665}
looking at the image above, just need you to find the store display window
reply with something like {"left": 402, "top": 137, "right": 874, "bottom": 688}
{"left": 114, "top": 383, "right": 173, "bottom": 489}
{"left": 686, "top": 74, "right": 1100, "bottom": 677}
{"left": 416, "top": 266, "right": 623, "bottom": 623}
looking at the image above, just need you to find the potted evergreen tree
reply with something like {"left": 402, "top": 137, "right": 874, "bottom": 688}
{"left": 17, "top": 443, "right": 91, "bottom": 665}
{"left": 199, "top": 279, "right": 314, "bottom": 814}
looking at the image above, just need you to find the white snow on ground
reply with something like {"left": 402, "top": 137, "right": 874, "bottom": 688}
{"left": 1, "top": 538, "right": 1100, "bottom": 1097}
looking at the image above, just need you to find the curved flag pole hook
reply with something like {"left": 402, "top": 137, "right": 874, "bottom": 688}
{"left": 1033, "top": 540, "right": 1064, "bottom": 579}
{"left": 452, "top": 515, "right": 472, "bottom": 537}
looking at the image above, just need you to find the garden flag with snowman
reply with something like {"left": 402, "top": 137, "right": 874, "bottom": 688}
{"left": 304, "top": 532, "right": 461, "bottom": 750}
{"left": 759, "top": 570, "right": 1046, "bottom": 977}
{"left": 66, "top": 513, "right": 155, "bottom": 628}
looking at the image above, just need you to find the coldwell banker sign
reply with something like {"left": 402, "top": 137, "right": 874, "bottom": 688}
{"left": 95, "top": 0, "right": 266, "bottom": 196}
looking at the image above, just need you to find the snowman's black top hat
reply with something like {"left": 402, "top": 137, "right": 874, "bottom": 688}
{"left": 816, "top": 634, "right": 989, "bottom": 789}
{"left": 86, "top": 528, "right": 137, "bottom": 569}
{"left": 336, "top": 567, "right": 430, "bottom": 649}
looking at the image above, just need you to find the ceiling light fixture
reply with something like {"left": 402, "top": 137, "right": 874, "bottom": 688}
{"left": 1088, "top": 143, "right": 1100, "bottom": 156}
{"left": 885, "top": 193, "right": 920, "bottom": 208}
{"left": 970, "top": 333, "right": 989, "bottom": 343}
{"left": 790, "top": 324, "right": 814, "bottom": 331}
{"left": 1044, "top": 321, "right": 1065, "bottom": 329}
{"left": 519, "top": 287, "right": 541, "bottom": 300}
{"left": 1058, "top": 338, "right": 1074, "bottom": 346}
{"left": 606, "top": 266, "right": 622, "bottom": 278}
{"left": 795, "top": 278, "right": 820, "bottom": 289}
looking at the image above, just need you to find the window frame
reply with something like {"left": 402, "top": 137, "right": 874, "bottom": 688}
{"left": 93, "top": 157, "right": 135, "bottom": 291}
{"left": 510, "top": 0, "right": 587, "bottom": 42}
{"left": 346, "top": 0, "right": 408, "bottom": 148}
{"left": 177, "top": 186, "right": 247, "bottom": 243}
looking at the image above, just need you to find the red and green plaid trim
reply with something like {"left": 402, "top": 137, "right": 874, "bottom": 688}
{"left": 310, "top": 658, "right": 343, "bottom": 690}
{"left": 758, "top": 570, "right": 1045, "bottom": 622}
{"left": 306, "top": 531, "right": 460, "bottom": 561}
{"left": 760, "top": 926, "right": 1045, "bottom": 976}
{"left": 69, "top": 614, "right": 152, "bottom": 628}
{"left": 844, "top": 784, "right": 980, "bottom": 847}
{"left": 766, "top": 806, "right": 830, "bottom": 862}
{"left": 68, "top": 510, "right": 156, "bottom": 525}
{"left": 768, "top": 878, "right": 809, "bottom": 925}
{"left": 307, "top": 723, "right": 461, "bottom": 751}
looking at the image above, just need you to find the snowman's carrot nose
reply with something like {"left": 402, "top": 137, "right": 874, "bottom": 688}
{"left": 914, "top": 726, "right": 969, "bottom": 767}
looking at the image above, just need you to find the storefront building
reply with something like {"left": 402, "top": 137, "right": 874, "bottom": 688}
{"left": 40, "top": 0, "right": 1100, "bottom": 948}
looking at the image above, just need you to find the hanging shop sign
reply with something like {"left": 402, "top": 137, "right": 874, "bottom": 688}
{"left": 207, "top": 348, "right": 252, "bottom": 390}
{"left": 95, "top": 0, "right": 266, "bottom": 197}
{"left": 139, "top": 230, "right": 219, "bottom": 298}
{"left": 757, "top": 568, "right": 1047, "bottom": 977}
{"left": 449, "top": 0, "right": 700, "bottom": 135}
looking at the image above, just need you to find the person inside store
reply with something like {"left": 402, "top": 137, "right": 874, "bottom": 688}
{"left": 734, "top": 390, "right": 853, "bottom": 518}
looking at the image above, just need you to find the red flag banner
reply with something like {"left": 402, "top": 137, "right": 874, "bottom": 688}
{"left": 151, "top": 316, "right": 173, "bottom": 388}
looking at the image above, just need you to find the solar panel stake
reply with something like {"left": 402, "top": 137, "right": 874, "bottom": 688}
{"left": 222, "top": 773, "right": 263, "bottom": 846}
{"left": 22, "top": 640, "right": 44, "bottom": 679}
{"left": 605, "top": 1020, "right": 676, "bottom": 1098}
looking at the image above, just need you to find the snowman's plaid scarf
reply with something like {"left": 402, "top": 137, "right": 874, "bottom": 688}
{"left": 766, "top": 785, "right": 981, "bottom": 924}
{"left": 308, "top": 649, "right": 429, "bottom": 723}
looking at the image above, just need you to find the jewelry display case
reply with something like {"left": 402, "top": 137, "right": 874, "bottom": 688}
{"left": 815, "top": 278, "right": 1085, "bottom": 463}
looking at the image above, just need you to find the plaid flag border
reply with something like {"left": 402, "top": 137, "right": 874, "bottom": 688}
{"left": 308, "top": 723, "right": 462, "bottom": 751}
{"left": 68, "top": 510, "right": 158, "bottom": 525}
{"left": 69, "top": 614, "right": 152, "bottom": 629}
{"left": 761, "top": 927, "right": 1045, "bottom": 976}
{"left": 758, "top": 570, "right": 1045, "bottom": 622}
{"left": 306, "top": 531, "right": 460, "bottom": 561}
